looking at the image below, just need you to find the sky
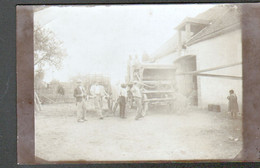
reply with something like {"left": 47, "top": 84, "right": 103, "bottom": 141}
{"left": 34, "top": 4, "right": 215, "bottom": 84}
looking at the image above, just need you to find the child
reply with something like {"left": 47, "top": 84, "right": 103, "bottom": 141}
{"left": 227, "top": 90, "right": 239, "bottom": 119}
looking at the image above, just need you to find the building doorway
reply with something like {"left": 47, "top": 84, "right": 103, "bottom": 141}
{"left": 174, "top": 55, "right": 198, "bottom": 106}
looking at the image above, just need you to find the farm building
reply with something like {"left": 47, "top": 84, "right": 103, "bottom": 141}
{"left": 149, "top": 4, "right": 242, "bottom": 112}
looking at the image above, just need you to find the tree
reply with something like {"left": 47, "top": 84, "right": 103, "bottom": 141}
{"left": 34, "top": 24, "right": 67, "bottom": 70}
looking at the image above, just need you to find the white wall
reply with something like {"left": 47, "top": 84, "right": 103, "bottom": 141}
{"left": 155, "top": 52, "right": 178, "bottom": 64}
{"left": 188, "top": 29, "right": 242, "bottom": 111}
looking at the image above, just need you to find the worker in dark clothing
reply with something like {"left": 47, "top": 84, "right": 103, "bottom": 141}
{"left": 74, "top": 79, "right": 87, "bottom": 122}
{"left": 227, "top": 89, "right": 239, "bottom": 119}
{"left": 118, "top": 84, "right": 127, "bottom": 118}
{"left": 126, "top": 83, "right": 133, "bottom": 109}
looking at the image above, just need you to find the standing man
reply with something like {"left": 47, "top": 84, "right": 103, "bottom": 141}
{"left": 90, "top": 81, "right": 108, "bottom": 119}
{"left": 126, "top": 83, "right": 133, "bottom": 109}
{"left": 227, "top": 89, "right": 239, "bottom": 119}
{"left": 73, "top": 79, "right": 87, "bottom": 122}
{"left": 131, "top": 81, "right": 143, "bottom": 120}
{"left": 118, "top": 84, "right": 127, "bottom": 118}
{"left": 106, "top": 85, "right": 113, "bottom": 112}
{"left": 111, "top": 82, "right": 120, "bottom": 115}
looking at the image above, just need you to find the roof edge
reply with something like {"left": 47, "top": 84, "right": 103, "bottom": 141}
{"left": 175, "top": 17, "right": 210, "bottom": 30}
{"left": 186, "top": 22, "right": 241, "bottom": 46}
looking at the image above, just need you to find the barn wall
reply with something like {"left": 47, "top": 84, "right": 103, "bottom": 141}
{"left": 188, "top": 29, "right": 242, "bottom": 112}
{"left": 155, "top": 52, "right": 178, "bottom": 64}
{"left": 175, "top": 56, "right": 197, "bottom": 97}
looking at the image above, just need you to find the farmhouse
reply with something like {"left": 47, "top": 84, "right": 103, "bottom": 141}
{"left": 149, "top": 4, "right": 242, "bottom": 111}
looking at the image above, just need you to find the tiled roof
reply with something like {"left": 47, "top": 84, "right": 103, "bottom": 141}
{"left": 150, "top": 5, "right": 241, "bottom": 62}
{"left": 196, "top": 5, "right": 229, "bottom": 20}
{"left": 186, "top": 5, "right": 242, "bottom": 45}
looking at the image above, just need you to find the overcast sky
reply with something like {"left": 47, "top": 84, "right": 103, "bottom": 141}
{"left": 34, "top": 4, "right": 215, "bottom": 83}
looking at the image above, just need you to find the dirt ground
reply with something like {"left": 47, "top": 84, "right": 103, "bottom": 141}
{"left": 35, "top": 100, "right": 242, "bottom": 162}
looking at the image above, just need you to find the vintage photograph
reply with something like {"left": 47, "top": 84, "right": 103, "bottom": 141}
{"left": 32, "top": 4, "right": 242, "bottom": 161}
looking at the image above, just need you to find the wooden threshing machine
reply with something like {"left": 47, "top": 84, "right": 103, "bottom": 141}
{"left": 129, "top": 63, "right": 177, "bottom": 114}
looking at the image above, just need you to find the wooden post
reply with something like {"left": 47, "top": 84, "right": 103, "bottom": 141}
{"left": 185, "top": 23, "right": 191, "bottom": 41}
{"left": 34, "top": 92, "right": 42, "bottom": 111}
{"left": 176, "top": 62, "right": 242, "bottom": 75}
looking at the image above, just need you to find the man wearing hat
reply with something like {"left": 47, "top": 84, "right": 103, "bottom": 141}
{"left": 74, "top": 79, "right": 87, "bottom": 122}
{"left": 126, "top": 83, "right": 134, "bottom": 109}
{"left": 118, "top": 83, "right": 127, "bottom": 118}
{"left": 110, "top": 82, "right": 120, "bottom": 115}
{"left": 90, "top": 81, "right": 108, "bottom": 119}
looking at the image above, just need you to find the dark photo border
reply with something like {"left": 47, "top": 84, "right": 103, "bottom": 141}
{"left": 1, "top": 0, "right": 260, "bottom": 167}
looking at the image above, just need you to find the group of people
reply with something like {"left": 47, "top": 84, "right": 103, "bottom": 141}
{"left": 73, "top": 79, "right": 144, "bottom": 122}
{"left": 73, "top": 78, "right": 239, "bottom": 122}
{"left": 110, "top": 81, "right": 144, "bottom": 120}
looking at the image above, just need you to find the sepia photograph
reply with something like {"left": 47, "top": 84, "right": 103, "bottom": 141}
{"left": 27, "top": 4, "right": 243, "bottom": 162}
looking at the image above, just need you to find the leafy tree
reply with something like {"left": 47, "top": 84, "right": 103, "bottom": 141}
{"left": 34, "top": 24, "right": 67, "bottom": 70}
